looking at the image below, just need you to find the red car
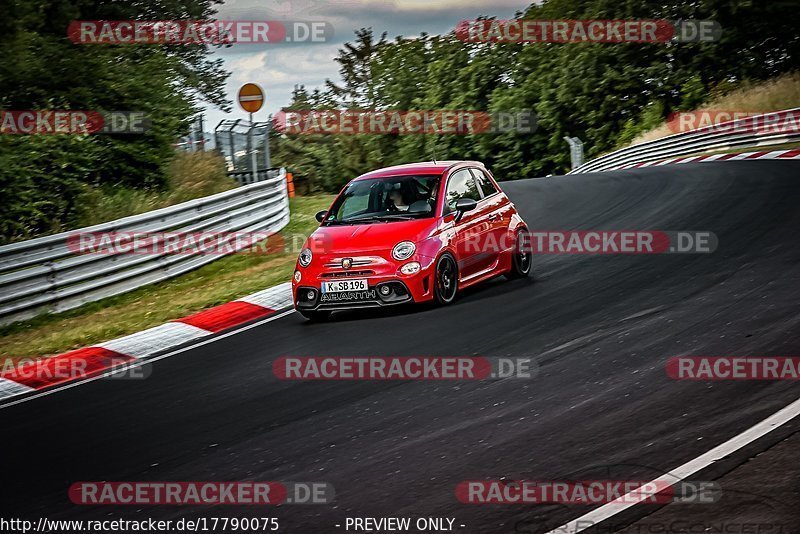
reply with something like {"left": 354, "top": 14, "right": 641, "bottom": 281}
{"left": 292, "top": 161, "right": 531, "bottom": 320}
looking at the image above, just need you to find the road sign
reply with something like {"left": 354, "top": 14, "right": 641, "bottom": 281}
{"left": 238, "top": 83, "right": 265, "bottom": 113}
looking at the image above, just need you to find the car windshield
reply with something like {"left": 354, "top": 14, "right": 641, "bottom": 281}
{"left": 324, "top": 175, "right": 440, "bottom": 225}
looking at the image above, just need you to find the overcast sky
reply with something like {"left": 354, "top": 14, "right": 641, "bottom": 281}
{"left": 204, "top": 0, "right": 529, "bottom": 129}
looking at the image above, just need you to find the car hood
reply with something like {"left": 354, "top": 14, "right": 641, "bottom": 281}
{"left": 310, "top": 219, "right": 436, "bottom": 255}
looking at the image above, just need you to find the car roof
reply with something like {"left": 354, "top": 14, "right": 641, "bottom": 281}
{"left": 353, "top": 161, "right": 484, "bottom": 181}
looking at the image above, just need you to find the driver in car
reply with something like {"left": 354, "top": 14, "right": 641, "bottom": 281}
{"left": 387, "top": 188, "right": 409, "bottom": 212}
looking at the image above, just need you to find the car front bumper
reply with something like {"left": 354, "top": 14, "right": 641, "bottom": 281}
{"left": 292, "top": 255, "right": 436, "bottom": 312}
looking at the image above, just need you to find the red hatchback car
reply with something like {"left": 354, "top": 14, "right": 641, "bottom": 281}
{"left": 292, "top": 161, "right": 531, "bottom": 320}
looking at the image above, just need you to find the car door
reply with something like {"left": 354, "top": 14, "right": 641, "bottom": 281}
{"left": 442, "top": 168, "right": 493, "bottom": 279}
{"left": 469, "top": 167, "right": 512, "bottom": 263}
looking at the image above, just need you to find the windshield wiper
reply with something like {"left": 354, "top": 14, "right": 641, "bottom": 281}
{"left": 325, "top": 217, "right": 383, "bottom": 225}
{"left": 381, "top": 213, "right": 421, "bottom": 219}
{"left": 346, "top": 213, "right": 419, "bottom": 223}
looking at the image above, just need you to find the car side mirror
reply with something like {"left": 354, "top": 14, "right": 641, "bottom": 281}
{"left": 454, "top": 198, "right": 477, "bottom": 222}
{"left": 315, "top": 210, "right": 327, "bottom": 222}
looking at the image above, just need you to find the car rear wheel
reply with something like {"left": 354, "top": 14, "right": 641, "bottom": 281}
{"left": 299, "top": 310, "right": 332, "bottom": 322}
{"left": 434, "top": 253, "right": 458, "bottom": 305}
{"left": 507, "top": 229, "right": 532, "bottom": 279}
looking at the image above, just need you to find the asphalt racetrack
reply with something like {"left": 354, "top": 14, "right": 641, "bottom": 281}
{"left": 2, "top": 161, "right": 799, "bottom": 533}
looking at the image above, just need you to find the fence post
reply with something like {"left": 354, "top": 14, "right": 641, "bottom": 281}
{"left": 286, "top": 172, "right": 295, "bottom": 197}
{"left": 564, "top": 136, "right": 585, "bottom": 170}
{"left": 264, "top": 120, "right": 272, "bottom": 169}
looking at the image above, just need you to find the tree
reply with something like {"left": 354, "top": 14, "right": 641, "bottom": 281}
{"left": 0, "top": 0, "right": 231, "bottom": 242}
{"left": 270, "top": 0, "right": 800, "bottom": 189}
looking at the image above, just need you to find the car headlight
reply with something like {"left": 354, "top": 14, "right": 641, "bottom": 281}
{"left": 298, "top": 248, "right": 313, "bottom": 267}
{"left": 392, "top": 241, "right": 416, "bottom": 261}
{"left": 400, "top": 262, "right": 420, "bottom": 275}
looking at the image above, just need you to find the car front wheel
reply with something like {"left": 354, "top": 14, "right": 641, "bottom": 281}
{"left": 507, "top": 229, "right": 532, "bottom": 279}
{"left": 434, "top": 253, "right": 458, "bottom": 305}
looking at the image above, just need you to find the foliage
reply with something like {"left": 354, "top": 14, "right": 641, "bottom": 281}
{"left": 272, "top": 0, "right": 800, "bottom": 191}
{"left": 0, "top": 0, "right": 231, "bottom": 243}
{"left": 631, "top": 71, "right": 800, "bottom": 144}
{"left": 73, "top": 151, "right": 235, "bottom": 228}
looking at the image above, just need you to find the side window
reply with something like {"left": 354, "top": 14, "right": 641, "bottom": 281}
{"left": 444, "top": 169, "right": 481, "bottom": 213}
{"left": 470, "top": 168, "right": 498, "bottom": 197}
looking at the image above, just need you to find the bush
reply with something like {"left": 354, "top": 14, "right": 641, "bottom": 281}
{"left": 72, "top": 151, "right": 236, "bottom": 230}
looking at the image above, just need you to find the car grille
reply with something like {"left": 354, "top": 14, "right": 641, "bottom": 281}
{"left": 319, "top": 270, "right": 375, "bottom": 279}
{"left": 323, "top": 259, "right": 374, "bottom": 268}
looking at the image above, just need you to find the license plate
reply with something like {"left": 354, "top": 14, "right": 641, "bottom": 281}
{"left": 321, "top": 279, "right": 369, "bottom": 293}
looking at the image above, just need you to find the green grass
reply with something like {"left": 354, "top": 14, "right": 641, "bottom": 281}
{"left": 0, "top": 195, "right": 333, "bottom": 362}
{"left": 73, "top": 151, "right": 237, "bottom": 229}
{"left": 630, "top": 72, "right": 800, "bottom": 145}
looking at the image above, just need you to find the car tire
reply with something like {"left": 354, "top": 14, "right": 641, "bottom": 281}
{"left": 299, "top": 310, "right": 332, "bottom": 322}
{"left": 507, "top": 229, "right": 532, "bottom": 279}
{"left": 434, "top": 253, "right": 459, "bottom": 305}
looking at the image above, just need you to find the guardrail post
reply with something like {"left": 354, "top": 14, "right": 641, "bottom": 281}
{"left": 564, "top": 136, "right": 585, "bottom": 170}
{"left": 264, "top": 121, "right": 272, "bottom": 169}
{"left": 286, "top": 172, "right": 295, "bottom": 197}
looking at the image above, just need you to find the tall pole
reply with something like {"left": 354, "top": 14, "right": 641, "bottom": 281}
{"left": 264, "top": 120, "right": 272, "bottom": 170}
{"left": 198, "top": 114, "right": 204, "bottom": 151}
{"left": 249, "top": 112, "right": 257, "bottom": 183}
{"left": 227, "top": 123, "right": 235, "bottom": 174}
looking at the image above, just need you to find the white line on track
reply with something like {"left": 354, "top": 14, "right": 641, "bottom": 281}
{"left": 546, "top": 395, "right": 800, "bottom": 533}
{"left": 0, "top": 309, "right": 296, "bottom": 411}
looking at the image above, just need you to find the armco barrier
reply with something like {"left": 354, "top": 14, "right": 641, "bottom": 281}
{"left": 0, "top": 168, "right": 290, "bottom": 326}
{"left": 569, "top": 108, "right": 800, "bottom": 174}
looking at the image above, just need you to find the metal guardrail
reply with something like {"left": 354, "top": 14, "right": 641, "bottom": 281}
{"left": 569, "top": 108, "right": 800, "bottom": 174}
{"left": 0, "top": 168, "right": 290, "bottom": 325}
